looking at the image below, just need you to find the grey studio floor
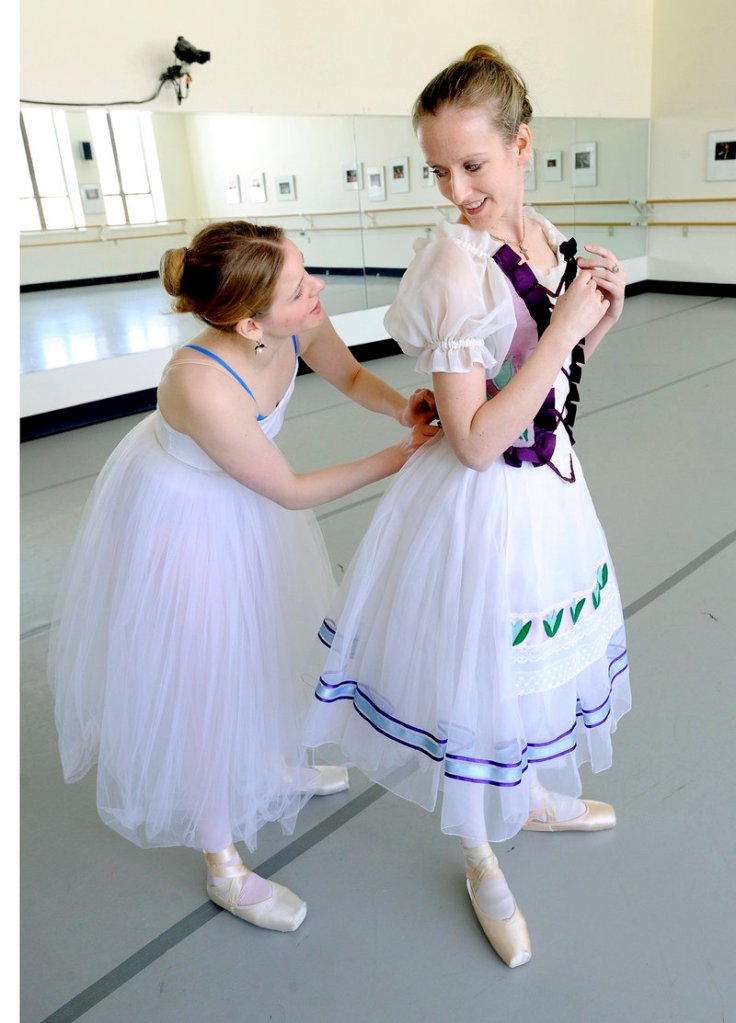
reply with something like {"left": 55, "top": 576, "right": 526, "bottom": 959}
{"left": 20, "top": 287, "right": 736, "bottom": 1023}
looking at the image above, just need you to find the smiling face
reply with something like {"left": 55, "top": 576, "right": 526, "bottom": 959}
{"left": 252, "top": 240, "right": 326, "bottom": 340}
{"left": 418, "top": 105, "right": 531, "bottom": 233}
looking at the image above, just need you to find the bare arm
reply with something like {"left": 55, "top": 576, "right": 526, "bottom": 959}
{"left": 298, "top": 316, "right": 436, "bottom": 425}
{"left": 435, "top": 270, "right": 609, "bottom": 471}
{"left": 159, "top": 366, "right": 438, "bottom": 510}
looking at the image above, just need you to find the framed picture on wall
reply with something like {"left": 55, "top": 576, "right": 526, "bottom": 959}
{"left": 390, "top": 157, "right": 409, "bottom": 193}
{"left": 225, "top": 176, "right": 241, "bottom": 204}
{"left": 706, "top": 130, "right": 736, "bottom": 180}
{"left": 367, "top": 166, "right": 386, "bottom": 201}
{"left": 342, "top": 164, "right": 362, "bottom": 190}
{"left": 420, "top": 163, "right": 435, "bottom": 187}
{"left": 275, "top": 175, "right": 296, "bottom": 201}
{"left": 571, "top": 142, "right": 597, "bottom": 187}
{"left": 542, "top": 151, "right": 562, "bottom": 182}
{"left": 523, "top": 149, "right": 536, "bottom": 192}
{"left": 249, "top": 172, "right": 267, "bottom": 203}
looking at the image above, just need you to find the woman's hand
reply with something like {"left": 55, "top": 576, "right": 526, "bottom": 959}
{"left": 574, "top": 245, "right": 626, "bottom": 354}
{"left": 549, "top": 269, "right": 610, "bottom": 343}
{"left": 398, "top": 388, "right": 437, "bottom": 426}
{"left": 395, "top": 422, "right": 442, "bottom": 463}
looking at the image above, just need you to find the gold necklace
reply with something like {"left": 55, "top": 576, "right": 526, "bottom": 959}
{"left": 490, "top": 215, "right": 529, "bottom": 260}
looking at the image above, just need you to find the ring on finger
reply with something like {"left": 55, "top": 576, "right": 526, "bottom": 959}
{"left": 611, "top": 264, "right": 620, "bottom": 273}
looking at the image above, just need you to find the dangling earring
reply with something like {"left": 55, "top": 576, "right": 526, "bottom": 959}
{"left": 254, "top": 339, "right": 265, "bottom": 354}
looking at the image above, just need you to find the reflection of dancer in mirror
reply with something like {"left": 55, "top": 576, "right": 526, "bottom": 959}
{"left": 306, "top": 45, "right": 631, "bottom": 966}
{"left": 51, "top": 220, "right": 437, "bottom": 934}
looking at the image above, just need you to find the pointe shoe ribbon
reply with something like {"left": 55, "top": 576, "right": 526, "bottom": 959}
{"left": 205, "top": 844, "right": 307, "bottom": 932}
{"left": 466, "top": 853, "right": 532, "bottom": 969}
{"left": 522, "top": 798, "right": 616, "bottom": 832}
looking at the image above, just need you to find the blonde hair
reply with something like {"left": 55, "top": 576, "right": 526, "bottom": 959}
{"left": 160, "top": 221, "right": 286, "bottom": 331}
{"left": 412, "top": 44, "right": 533, "bottom": 144}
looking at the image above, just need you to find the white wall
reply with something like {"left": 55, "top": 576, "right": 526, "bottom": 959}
{"left": 648, "top": 0, "right": 736, "bottom": 283}
{"left": 20, "top": 1, "right": 653, "bottom": 118}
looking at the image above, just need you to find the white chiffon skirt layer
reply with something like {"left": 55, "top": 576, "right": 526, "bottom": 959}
{"left": 304, "top": 434, "right": 631, "bottom": 843}
{"left": 50, "top": 412, "right": 336, "bottom": 852}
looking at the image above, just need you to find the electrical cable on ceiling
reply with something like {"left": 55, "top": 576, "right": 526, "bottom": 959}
{"left": 20, "top": 36, "right": 210, "bottom": 108}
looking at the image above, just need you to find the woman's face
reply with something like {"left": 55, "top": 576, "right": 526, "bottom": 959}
{"left": 418, "top": 105, "right": 530, "bottom": 231}
{"left": 256, "top": 240, "right": 326, "bottom": 338}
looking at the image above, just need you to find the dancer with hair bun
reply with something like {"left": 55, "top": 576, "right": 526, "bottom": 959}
{"left": 306, "top": 45, "right": 631, "bottom": 966}
{"left": 51, "top": 220, "right": 438, "bottom": 933}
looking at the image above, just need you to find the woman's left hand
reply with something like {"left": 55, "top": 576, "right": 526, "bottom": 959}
{"left": 399, "top": 387, "right": 437, "bottom": 427}
{"left": 576, "top": 245, "right": 626, "bottom": 326}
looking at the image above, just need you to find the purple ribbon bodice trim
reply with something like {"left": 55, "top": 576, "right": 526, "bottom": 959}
{"left": 490, "top": 237, "right": 585, "bottom": 483}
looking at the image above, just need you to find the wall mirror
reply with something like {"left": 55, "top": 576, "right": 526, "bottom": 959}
{"left": 20, "top": 111, "right": 649, "bottom": 410}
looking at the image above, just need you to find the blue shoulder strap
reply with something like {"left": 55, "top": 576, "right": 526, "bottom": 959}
{"left": 183, "top": 344, "right": 265, "bottom": 420}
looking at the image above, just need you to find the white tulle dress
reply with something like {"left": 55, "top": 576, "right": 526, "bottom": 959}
{"left": 305, "top": 211, "right": 631, "bottom": 843}
{"left": 51, "top": 340, "right": 336, "bottom": 852}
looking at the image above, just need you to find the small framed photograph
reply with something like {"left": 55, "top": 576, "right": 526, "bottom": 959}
{"left": 342, "top": 164, "right": 362, "bottom": 190}
{"left": 420, "top": 163, "right": 435, "bottom": 188}
{"left": 390, "top": 156, "right": 409, "bottom": 193}
{"left": 79, "top": 183, "right": 105, "bottom": 213}
{"left": 367, "top": 166, "right": 386, "bottom": 201}
{"left": 706, "top": 130, "right": 736, "bottom": 181}
{"left": 523, "top": 149, "right": 536, "bottom": 192}
{"left": 571, "top": 142, "right": 597, "bottom": 187}
{"left": 249, "top": 172, "right": 267, "bottom": 204}
{"left": 225, "top": 175, "right": 241, "bottom": 204}
{"left": 542, "top": 151, "right": 562, "bottom": 183}
{"left": 275, "top": 175, "right": 296, "bottom": 201}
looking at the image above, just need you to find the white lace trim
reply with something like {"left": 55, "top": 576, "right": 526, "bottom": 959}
{"left": 511, "top": 597, "right": 624, "bottom": 696}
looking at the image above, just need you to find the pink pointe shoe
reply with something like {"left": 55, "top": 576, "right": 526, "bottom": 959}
{"left": 465, "top": 850, "right": 532, "bottom": 968}
{"left": 522, "top": 799, "right": 616, "bottom": 833}
{"left": 289, "top": 765, "right": 350, "bottom": 796}
{"left": 205, "top": 845, "right": 307, "bottom": 932}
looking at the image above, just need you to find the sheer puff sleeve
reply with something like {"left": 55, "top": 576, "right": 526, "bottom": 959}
{"left": 384, "top": 222, "right": 517, "bottom": 376}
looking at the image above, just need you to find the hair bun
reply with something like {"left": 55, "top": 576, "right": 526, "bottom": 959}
{"left": 463, "top": 44, "right": 503, "bottom": 64}
{"left": 159, "top": 247, "right": 188, "bottom": 297}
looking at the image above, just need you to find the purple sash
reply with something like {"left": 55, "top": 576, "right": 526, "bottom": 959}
{"left": 490, "top": 238, "right": 585, "bottom": 483}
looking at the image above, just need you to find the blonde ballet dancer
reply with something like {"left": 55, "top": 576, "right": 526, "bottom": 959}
{"left": 306, "top": 46, "right": 630, "bottom": 966}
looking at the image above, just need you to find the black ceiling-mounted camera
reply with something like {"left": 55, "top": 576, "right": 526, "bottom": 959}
{"left": 173, "top": 36, "right": 211, "bottom": 65}
{"left": 160, "top": 36, "right": 211, "bottom": 104}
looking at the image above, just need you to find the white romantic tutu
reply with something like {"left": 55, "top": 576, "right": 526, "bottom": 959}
{"left": 304, "top": 433, "right": 631, "bottom": 843}
{"left": 50, "top": 409, "right": 336, "bottom": 851}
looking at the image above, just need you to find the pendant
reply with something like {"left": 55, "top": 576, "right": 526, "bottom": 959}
{"left": 518, "top": 244, "right": 530, "bottom": 261}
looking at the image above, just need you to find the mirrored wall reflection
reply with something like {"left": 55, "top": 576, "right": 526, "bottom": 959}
{"left": 22, "top": 110, "right": 650, "bottom": 324}
{"left": 178, "top": 112, "right": 649, "bottom": 313}
{"left": 167, "top": 112, "right": 370, "bottom": 317}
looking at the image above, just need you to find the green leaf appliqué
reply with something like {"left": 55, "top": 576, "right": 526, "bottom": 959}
{"left": 570, "top": 598, "right": 586, "bottom": 624}
{"left": 512, "top": 620, "right": 533, "bottom": 646}
{"left": 543, "top": 608, "right": 564, "bottom": 638}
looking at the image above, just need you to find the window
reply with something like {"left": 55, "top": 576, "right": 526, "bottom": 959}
{"left": 87, "top": 110, "right": 167, "bottom": 226}
{"left": 20, "top": 109, "right": 84, "bottom": 231}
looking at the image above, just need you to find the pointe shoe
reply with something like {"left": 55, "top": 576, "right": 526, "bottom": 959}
{"left": 522, "top": 799, "right": 616, "bottom": 833}
{"left": 465, "top": 854, "right": 532, "bottom": 968}
{"left": 303, "top": 765, "right": 350, "bottom": 795}
{"left": 290, "top": 765, "right": 350, "bottom": 796}
{"left": 205, "top": 845, "right": 307, "bottom": 932}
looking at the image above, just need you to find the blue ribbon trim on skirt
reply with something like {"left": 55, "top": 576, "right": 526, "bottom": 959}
{"left": 315, "top": 621, "right": 628, "bottom": 787}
